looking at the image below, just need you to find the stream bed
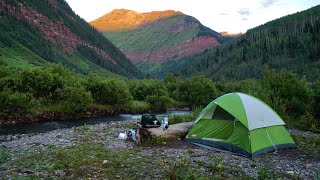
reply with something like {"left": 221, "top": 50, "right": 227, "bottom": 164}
{"left": 0, "top": 110, "right": 191, "bottom": 136}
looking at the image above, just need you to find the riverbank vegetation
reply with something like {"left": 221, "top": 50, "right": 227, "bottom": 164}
{"left": 0, "top": 61, "right": 319, "bottom": 133}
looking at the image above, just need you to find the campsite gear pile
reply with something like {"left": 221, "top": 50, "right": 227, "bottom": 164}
{"left": 127, "top": 129, "right": 137, "bottom": 141}
{"left": 141, "top": 114, "right": 169, "bottom": 129}
{"left": 118, "top": 114, "right": 169, "bottom": 142}
{"left": 118, "top": 129, "right": 137, "bottom": 141}
{"left": 161, "top": 116, "right": 169, "bottom": 129}
{"left": 141, "top": 114, "right": 160, "bottom": 128}
{"left": 118, "top": 132, "right": 127, "bottom": 140}
{"left": 186, "top": 92, "right": 296, "bottom": 158}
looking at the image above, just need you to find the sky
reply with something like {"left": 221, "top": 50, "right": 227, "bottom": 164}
{"left": 65, "top": 0, "right": 319, "bottom": 34}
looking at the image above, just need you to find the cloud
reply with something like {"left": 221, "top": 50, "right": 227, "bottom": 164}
{"left": 219, "top": 12, "right": 228, "bottom": 16}
{"left": 242, "top": 17, "right": 248, "bottom": 21}
{"left": 237, "top": 8, "right": 251, "bottom": 16}
{"left": 261, "top": 0, "right": 278, "bottom": 8}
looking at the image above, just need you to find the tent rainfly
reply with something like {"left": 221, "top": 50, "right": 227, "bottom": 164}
{"left": 186, "top": 92, "right": 296, "bottom": 157}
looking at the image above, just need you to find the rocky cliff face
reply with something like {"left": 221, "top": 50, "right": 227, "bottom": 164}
{"left": 1, "top": 0, "right": 115, "bottom": 63}
{"left": 91, "top": 10, "right": 225, "bottom": 64}
{"left": 125, "top": 36, "right": 219, "bottom": 63}
{"left": 0, "top": 0, "right": 142, "bottom": 78}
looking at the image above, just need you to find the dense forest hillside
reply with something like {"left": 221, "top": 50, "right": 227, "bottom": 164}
{"left": 0, "top": 0, "right": 142, "bottom": 78}
{"left": 91, "top": 9, "right": 230, "bottom": 76}
{"left": 178, "top": 5, "right": 320, "bottom": 81}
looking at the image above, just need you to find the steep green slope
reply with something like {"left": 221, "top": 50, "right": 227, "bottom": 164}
{"left": 179, "top": 5, "right": 320, "bottom": 81}
{"left": 0, "top": 0, "right": 142, "bottom": 78}
{"left": 92, "top": 10, "right": 226, "bottom": 67}
{"left": 104, "top": 15, "right": 224, "bottom": 54}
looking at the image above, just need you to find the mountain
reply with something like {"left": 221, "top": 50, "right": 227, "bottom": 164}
{"left": 220, "top": 32, "right": 244, "bottom": 37}
{"left": 0, "top": 0, "right": 142, "bottom": 78}
{"left": 178, "top": 5, "right": 320, "bottom": 81}
{"left": 90, "top": 9, "right": 228, "bottom": 77}
{"left": 90, "top": 9, "right": 182, "bottom": 31}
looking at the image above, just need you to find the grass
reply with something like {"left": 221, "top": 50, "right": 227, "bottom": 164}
{"left": 4, "top": 144, "right": 152, "bottom": 179}
{"left": 0, "top": 145, "right": 214, "bottom": 179}
{"left": 74, "top": 124, "right": 92, "bottom": 134}
{"left": 169, "top": 106, "right": 202, "bottom": 125}
{"left": 293, "top": 134, "right": 320, "bottom": 159}
{"left": 257, "top": 163, "right": 299, "bottom": 179}
{"left": 0, "top": 42, "right": 47, "bottom": 69}
{"left": 2, "top": 128, "right": 317, "bottom": 179}
{"left": 0, "top": 148, "right": 6, "bottom": 163}
{"left": 207, "top": 155, "right": 250, "bottom": 178}
{"left": 104, "top": 14, "right": 198, "bottom": 53}
{"left": 166, "top": 157, "right": 211, "bottom": 180}
{"left": 141, "top": 136, "right": 177, "bottom": 146}
{"left": 169, "top": 113, "right": 196, "bottom": 125}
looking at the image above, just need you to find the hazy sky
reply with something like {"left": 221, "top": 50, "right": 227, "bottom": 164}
{"left": 65, "top": 0, "right": 319, "bottom": 33}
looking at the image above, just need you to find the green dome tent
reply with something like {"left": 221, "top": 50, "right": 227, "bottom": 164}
{"left": 186, "top": 92, "right": 296, "bottom": 157}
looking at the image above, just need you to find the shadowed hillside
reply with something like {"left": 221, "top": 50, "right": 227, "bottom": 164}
{"left": 0, "top": 0, "right": 142, "bottom": 78}
{"left": 178, "top": 5, "right": 320, "bottom": 81}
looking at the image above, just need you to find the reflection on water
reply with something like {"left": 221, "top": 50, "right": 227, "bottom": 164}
{"left": 0, "top": 111, "right": 191, "bottom": 136}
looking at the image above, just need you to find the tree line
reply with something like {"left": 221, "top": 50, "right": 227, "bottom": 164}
{"left": 0, "top": 62, "right": 319, "bottom": 132}
{"left": 152, "top": 5, "right": 320, "bottom": 80}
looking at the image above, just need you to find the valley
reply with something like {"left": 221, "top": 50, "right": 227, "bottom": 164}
{"left": 0, "top": 0, "right": 319, "bottom": 179}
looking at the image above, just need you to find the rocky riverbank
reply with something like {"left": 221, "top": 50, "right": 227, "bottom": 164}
{"left": 0, "top": 120, "right": 319, "bottom": 179}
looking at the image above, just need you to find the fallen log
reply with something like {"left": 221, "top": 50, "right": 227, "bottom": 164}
{"left": 136, "top": 122, "right": 193, "bottom": 144}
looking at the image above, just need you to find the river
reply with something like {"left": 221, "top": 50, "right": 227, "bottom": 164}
{"left": 0, "top": 111, "right": 191, "bottom": 136}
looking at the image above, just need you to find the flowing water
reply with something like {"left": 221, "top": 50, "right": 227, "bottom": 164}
{"left": 0, "top": 111, "right": 191, "bottom": 136}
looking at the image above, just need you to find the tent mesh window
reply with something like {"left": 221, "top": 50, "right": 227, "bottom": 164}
{"left": 212, "top": 105, "right": 235, "bottom": 121}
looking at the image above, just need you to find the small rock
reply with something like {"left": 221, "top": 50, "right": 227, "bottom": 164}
{"left": 102, "top": 160, "right": 108, "bottom": 164}
{"left": 54, "top": 170, "right": 65, "bottom": 176}
{"left": 177, "top": 138, "right": 181, "bottom": 140}
{"left": 286, "top": 171, "right": 294, "bottom": 175}
{"left": 305, "top": 164, "right": 312, "bottom": 169}
{"left": 7, "top": 135, "right": 13, "bottom": 141}
{"left": 20, "top": 169, "right": 36, "bottom": 174}
{"left": 162, "top": 142, "right": 167, "bottom": 145}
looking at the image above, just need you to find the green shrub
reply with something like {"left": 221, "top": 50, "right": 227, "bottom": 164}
{"left": 145, "top": 95, "right": 173, "bottom": 111}
{"left": 299, "top": 112, "right": 319, "bottom": 132}
{"left": 293, "top": 134, "right": 320, "bottom": 158}
{"left": 127, "top": 101, "right": 150, "bottom": 113}
{"left": 1, "top": 65, "right": 77, "bottom": 100}
{"left": 57, "top": 84, "right": 93, "bottom": 113}
{"left": 262, "top": 67, "right": 310, "bottom": 117}
{"left": 175, "top": 76, "right": 219, "bottom": 106}
{"left": 86, "top": 76, "right": 133, "bottom": 107}
{"left": 311, "top": 80, "right": 320, "bottom": 119}
{"left": 0, "top": 89, "right": 35, "bottom": 118}
{"left": 128, "top": 79, "right": 169, "bottom": 101}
